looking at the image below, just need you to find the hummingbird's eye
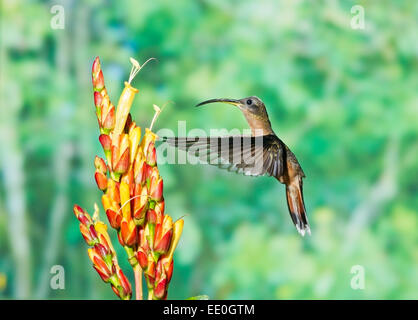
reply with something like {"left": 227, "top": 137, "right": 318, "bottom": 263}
{"left": 246, "top": 99, "right": 252, "bottom": 105}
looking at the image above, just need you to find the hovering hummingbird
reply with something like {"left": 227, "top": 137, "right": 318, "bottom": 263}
{"left": 163, "top": 96, "right": 310, "bottom": 236}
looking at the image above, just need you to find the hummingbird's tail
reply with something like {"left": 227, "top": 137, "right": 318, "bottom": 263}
{"left": 285, "top": 177, "right": 311, "bottom": 236}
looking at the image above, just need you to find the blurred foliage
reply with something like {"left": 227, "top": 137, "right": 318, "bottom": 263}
{"left": 0, "top": 0, "right": 417, "bottom": 299}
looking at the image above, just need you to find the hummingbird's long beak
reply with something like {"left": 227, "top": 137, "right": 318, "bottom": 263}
{"left": 195, "top": 98, "right": 241, "bottom": 108}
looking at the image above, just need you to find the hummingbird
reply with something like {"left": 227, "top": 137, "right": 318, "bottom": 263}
{"left": 163, "top": 96, "right": 310, "bottom": 236}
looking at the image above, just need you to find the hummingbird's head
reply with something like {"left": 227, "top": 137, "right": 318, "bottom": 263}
{"left": 196, "top": 96, "right": 273, "bottom": 135}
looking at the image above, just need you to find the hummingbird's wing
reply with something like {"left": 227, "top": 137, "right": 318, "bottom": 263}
{"left": 162, "top": 135, "right": 284, "bottom": 178}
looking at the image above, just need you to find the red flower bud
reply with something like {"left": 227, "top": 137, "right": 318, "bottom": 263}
{"left": 93, "top": 264, "right": 111, "bottom": 282}
{"left": 120, "top": 219, "right": 137, "bottom": 247}
{"left": 106, "top": 209, "right": 122, "bottom": 229}
{"left": 154, "top": 278, "right": 167, "bottom": 299}
{"left": 89, "top": 224, "right": 98, "bottom": 239}
{"left": 92, "top": 57, "right": 105, "bottom": 91}
{"left": 73, "top": 204, "right": 85, "bottom": 219}
{"left": 133, "top": 185, "right": 148, "bottom": 226}
{"left": 137, "top": 248, "right": 148, "bottom": 270}
{"left": 77, "top": 213, "right": 90, "bottom": 226}
{"left": 98, "top": 234, "right": 111, "bottom": 252}
{"left": 94, "top": 243, "right": 109, "bottom": 258}
{"left": 150, "top": 177, "right": 163, "bottom": 201}
{"left": 146, "top": 256, "right": 156, "bottom": 280}
{"left": 154, "top": 229, "right": 172, "bottom": 255}
{"left": 80, "top": 224, "right": 95, "bottom": 245}
{"left": 99, "top": 134, "right": 112, "bottom": 152}
{"left": 165, "top": 259, "right": 174, "bottom": 283}
{"left": 111, "top": 285, "right": 120, "bottom": 298}
{"left": 102, "top": 106, "right": 115, "bottom": 131}
{"left": 146, "top": 209, "right": 157, "bottom": 225}
{"left": 155, "top": 199, "right": 165, "bottom": 216}
{"left": 146, "top": 141, "right": 157, "bottom": 166}
{"left": 94, "top": 71, "right": 104, "bottom": 91}
{"left": 89, "top": 249, "right": 111, "bottom": 282}
{"left": 138, "top": 227, "right": 149, "bottom": 251}
{"left": 92, "top": 56, "right": 101, "bottom": 75}
{"left": 117, "top": 268, "right": 132, "bottom": 298}
{"left": 94, "top": 156, "right": 107, "bottom": 173}
{"left": 106, "top": 180, "right": 120, "bottom": 204}
{"left": 95, "top": 171, "right": 108, "bottom": 191}
{"left": 113, "top": 148, "right": 130, "bottom": 175}
{"left": 94, "top": 91, "right": 103, "bottom": 108}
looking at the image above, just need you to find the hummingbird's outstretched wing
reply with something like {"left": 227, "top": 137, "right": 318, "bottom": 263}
{"left": 163, "top": 135, "right": 310, "bottom": 236}
{"left": 162, "top": 135, "right": 284, "bottom": 178}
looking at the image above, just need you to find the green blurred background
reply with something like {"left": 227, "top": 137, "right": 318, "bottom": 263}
{"left": 0, "top": 0, "right": 417, "bottom": 299}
